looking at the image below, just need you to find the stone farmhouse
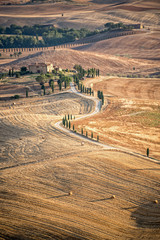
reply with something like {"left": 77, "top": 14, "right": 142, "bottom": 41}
{"left": 29, "top": 63, "right": 54, "bottom": 74}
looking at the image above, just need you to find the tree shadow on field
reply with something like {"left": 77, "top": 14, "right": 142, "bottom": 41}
{"left": 90, "top": 197, "right": 111, "bottom": 202}
{"left": 131, "top": 202, "right": 160, "bottom": 229}
{"left": 48, "top": 193, "right": 69, "bottom": 199}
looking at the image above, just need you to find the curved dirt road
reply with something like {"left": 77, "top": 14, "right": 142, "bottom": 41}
{"left": 55, "top": 83, "right": 115, "bottom": 150}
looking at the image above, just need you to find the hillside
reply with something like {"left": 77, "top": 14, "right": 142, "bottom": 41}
{"left": 74, "top": 31, "right": 160, "bottom": 60}
{"left": 1, "top": 48, "right": 160, "bottom": 76}
{"left": 0, "top": 0, "right": 159, "bottom": 29}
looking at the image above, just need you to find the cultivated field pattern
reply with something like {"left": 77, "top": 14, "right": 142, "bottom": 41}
{"left": 0, "top": 0, "right": 160, "bottom": 239}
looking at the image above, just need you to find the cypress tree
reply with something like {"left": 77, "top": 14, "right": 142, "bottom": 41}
{"left": 90, "top": 88, "right": 92, "bottom": 95}
{"left": 97, "top": 135, "right": 99, "bottom": 142}
{"left": 43, "top": 86, "right": 46, "bottom": 95}
{"left": 102, "top": 95, "right": 104, "bottom": 105}
{"left": 81, "top": 128, "right": 83, "bottom": 135}
{"left": 69, "top": 121, "right": 71, "bottom": 129}
{"left": 73, "top": 124, "right": 75, "bottom": 131}
{"left": 62, "top": 117, "right": 65, "bottom": 126}
{"left": 82, "top": 85, "right": 85, "bottom": 93}
{"left": 147, "top": 148, "right": 149, "bottom": 157}
{"left": 26, "top": 89, "right": 28, "bottom": 98}
{"left": 51, "top": 82, "right": 54, "bottom": 92}
{"left": 91, "top": 132, "right": 93, "bottom": 139}
{"left": 11, "top": 67, "right": 14, "bottom": 77}
{"left": 9, "top": 69, "right": 12, "bottom": 77}
{"left": 80, "top": 84, "right": 83, "bottom": 92}
{"left": 66, "top": 120, "right": 68, "bottom": 128}
{"left": 71, "top": 114, "right": 72, "bottom": 120}
{"left": 68, "top": 114, "right": 69, "bottom": 120}
{"left": 65, "top": 115, "right": 67, "bottom": 121}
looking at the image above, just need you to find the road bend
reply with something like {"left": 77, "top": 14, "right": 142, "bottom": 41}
{"left": 55, "top": 83, "right": 160, "bottom": 163}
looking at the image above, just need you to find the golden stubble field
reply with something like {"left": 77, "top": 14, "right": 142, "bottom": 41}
{"left": 0, "top": 90, "right": 160, "bottom": 240}
{"left": 0, "top": 0, "right": 160, "bottom": 239}
{"left": 75, "top": 76, "right": 160, "bottom": 160}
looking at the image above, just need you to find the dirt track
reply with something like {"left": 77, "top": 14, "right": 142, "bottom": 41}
{"left": 0, "top": 88, "right": 160, "bottom": 240}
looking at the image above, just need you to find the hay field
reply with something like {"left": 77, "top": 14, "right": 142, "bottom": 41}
{"left": 75, "top": 76, "right": 160, "bottom": 160}
{"left": 0, "top": 0, "right": 160, "bottom": 239}
{"left": 0, "top": 90, "right": 160, "bottom": 239}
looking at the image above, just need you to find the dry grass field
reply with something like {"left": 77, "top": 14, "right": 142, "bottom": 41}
{"left": 0, "top": 91, "right": 160, "bottom": 240}
{"left": 75, "top": 76, "right": 160, "bottom": 160}
{"left": 0, "top": 0, "right": 160, "bottom": 239}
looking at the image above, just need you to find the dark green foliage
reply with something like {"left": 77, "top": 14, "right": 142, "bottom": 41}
{"left": 71, "top": 114, "right": 72, "bottom": 120}
{"left": 104, "top": 22, "right": 131, "bottom": 31}
{"left": 11, "top": 68, "right": 14, "bottom": 77}
{"left": 26, "top": 89, "right": 28, "bottom": 98}
{"left": 62, "top": 117, "right": 65, "bottom": 126}
{"left": 68, "top": 114, "right": 70, "bottom": 120}
{"left": 0, "top": 24, "right": 98, "bottom": 48}
{"left": 21, "top": 66, "right": 27, "bottom": 72}
{"left": 43, "top": 86, "right": 46, "bottom": 95}
{"left": 69, "top": 121, "right": 71, "bottom": 129}
{"left": 147, "top": 148, "right": 149, "bottom": 157}
{"left": 58, "top": 81, "right": 62, "bottom": 91}
{"left": 12, "top": 94, "right": 20, "bottom": 99}
{"left": 86, "top": 131, "right": 88, "bottom": 138}
{"left": 81, "top": 128, "right": 83, "bottom": 135}
{"left": 97, "top": 135, "right": 99, "bottom": 142}
{"left": 8, "top": 69, "right": 12, "bottom": 77}
{"left": 91, "top": 132, "right": 93, "bottom": 139}
{"left": 65, "top": 115, "right": 67, "bottom": 121}
{"left": 16, "top": 72, "right": 20, "bottom": 78}
{"left": 66, "top": 120, "right": 68, "bottom": 128}
{"left": 73, "top": 124, "right": 75, "bottom": 131}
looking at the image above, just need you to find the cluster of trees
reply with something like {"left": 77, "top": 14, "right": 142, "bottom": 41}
{"left": 35, "top": 70, "right": 72, "bottom": 94}
{"left": 0, "top": 35, "right": 44, "bottom": 48}
{"left": 0, "top": 24, "right": 99, "bottom": 48}
{"left": 73, "top": 64, "right": 100, "bottom": 86}
{"left": 104, "top": 22, "right": 133, "bottom": 31}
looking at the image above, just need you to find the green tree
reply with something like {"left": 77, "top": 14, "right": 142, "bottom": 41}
{"left": 16, "top": 72, "right": 20, "bottom": 78}
{"left": 51, "top": 81, "right": 54, "bottom": 92}
{"left": 147, "top": 148, "right": 149, "bottom": 157}
{"left": 97, "top": 135, "right": 99, "bottom": 142}
{"left": 91, "top": 132, "right": 93, "bottom": 139}
{"left": 43, "top": 86, "right": 46, "bottom": 95}
{"left": 73, "top": 124, "right": 75, "bottom": 131}
{"left": 69, "top": 121, "right": 71, "bottom": 129}
{"left": 8, "top": 69, "right": 12, "bottom": 77}
{"left": 66, "top": 120, "right": 68, "bottom": 128}
{"left": 81, "top": 128, "right": 83, "bottom": 135}
{"left": 62, "top": 117, "right": 65, "bottom": 126}
{"left": 26, "top": 89, "right": 28, "bottom": 98}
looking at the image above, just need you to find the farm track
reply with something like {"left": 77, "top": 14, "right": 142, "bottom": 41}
{"left": 0, "top": 84, "right": 160, "bottom": 239}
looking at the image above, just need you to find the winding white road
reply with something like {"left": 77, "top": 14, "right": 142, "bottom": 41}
{"left": 55, "top": 83, "right": 159, "bottom": 162}
{"left": 55, "top": 83, "right": 115, "bottom": 150}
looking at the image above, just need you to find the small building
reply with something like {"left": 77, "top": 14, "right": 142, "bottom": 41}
{"left": 29, "top": 63, "right": 54, "bottom": 74}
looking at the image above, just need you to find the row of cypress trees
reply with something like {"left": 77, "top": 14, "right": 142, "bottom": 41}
{"left": 62, "top": 115, "right": 99, "bottom": 142}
